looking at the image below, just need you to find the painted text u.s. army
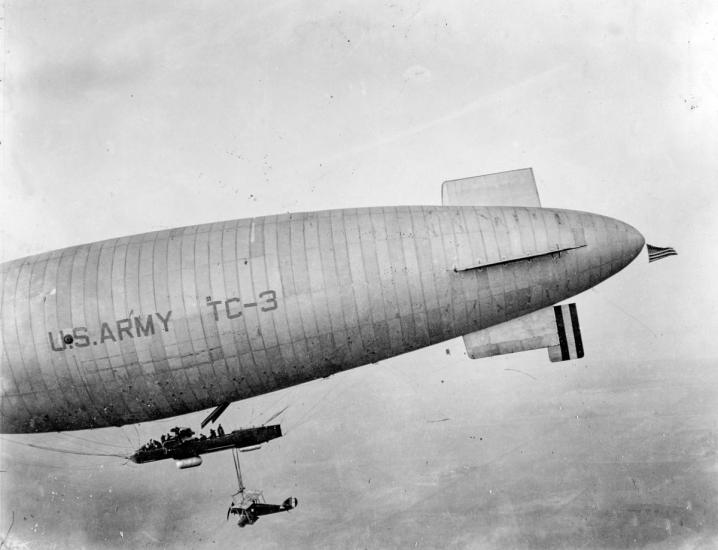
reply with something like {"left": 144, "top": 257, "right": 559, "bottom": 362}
{"left": 48, "top": 311, "right": 172, "bottom": 352}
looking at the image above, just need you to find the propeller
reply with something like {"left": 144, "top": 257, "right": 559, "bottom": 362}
{"left": 227, "top": 498, "right": 238, "bottom": 521}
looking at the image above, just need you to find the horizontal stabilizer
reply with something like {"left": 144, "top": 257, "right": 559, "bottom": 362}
{"left": 463, "top": 303, "right": 584, "bottom": 362}
{"left": 442, "top": 168, "right": 541, "bottom": 207}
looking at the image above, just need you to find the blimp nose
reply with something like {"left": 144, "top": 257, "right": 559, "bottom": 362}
{"left": 584, "top": 213, "right": 645, "bottom": 276}
{"left": 609, "top": 217, "right": 645, "bottom": 268}
{"left": 623, "top": 222, "right": 646, "bottom": 260}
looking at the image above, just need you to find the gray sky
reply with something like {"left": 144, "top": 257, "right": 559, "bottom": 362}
{"left": 1, "top": 2, "right": 717, "bottom": 548}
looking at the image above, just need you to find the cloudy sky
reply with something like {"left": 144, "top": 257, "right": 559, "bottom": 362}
{"left": 1, "top": 1, "right": 717, "bottom": 548}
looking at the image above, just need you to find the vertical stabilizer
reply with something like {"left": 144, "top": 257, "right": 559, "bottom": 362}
{"left": 442, "top": 167, "right": 541, "bottom": 207}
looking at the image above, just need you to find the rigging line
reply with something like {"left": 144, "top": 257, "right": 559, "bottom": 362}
{"left": 7, "top": 459, "right": 128, "bottom": 471}
{"left": 0, "top": 437, "right": 127, "bottom": 458}
{"left": 118, "top": 426, "right": 136, "bottom": 449}
{"left": 295, "top": 382, "right": 344, "bottom": 429}
{"left": 504, "top": 368, "right": 537, "bottom": 381}
{"left": 132, "top": 424, "right": 142, "bottom": 447}
{"left": 232, "top": 448, "right": 244, "bottom": 494}
{"left": 56, "top": 434, "right": 129, "bottom": 451}
{"left": 6, "top": 461, "right": 69, "bottom": 471}
{"left": 0, "top": 511, "right": 14, "bottom": 550}
{"left": 232, "top": 448, "right": 238, "bottom": 484}
{"left": 589, "top": 288, "right": 657, "bottom": 338}
{"left": 256, "top": 390, "right": 293, "bottom": 426}
{"left": 257, "top": 383, "right": 301, "bottom": 426}
{"left": 283, "top": 377, "right": 349, "bottom": 436}
{"left": 56, "top": 432, "right": 130, "bottom": 450}
{"left": 261, "top": 405, "right": 290, "bottom": 426}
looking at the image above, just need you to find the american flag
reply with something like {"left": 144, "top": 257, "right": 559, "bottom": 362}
{"left": 647, "top": 244, "right": 677, "bottom": 263}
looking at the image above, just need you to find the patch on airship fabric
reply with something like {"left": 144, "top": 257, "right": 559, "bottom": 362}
{"left": 647, "top": 244, "right": 678, "bottom": 263}
{"left": 548, "top": 304, "right": 584, "bottom": 362}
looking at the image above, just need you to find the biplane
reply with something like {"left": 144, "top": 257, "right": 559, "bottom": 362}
{"left": 226, "top": 448, "right": 298, "bottom": 527}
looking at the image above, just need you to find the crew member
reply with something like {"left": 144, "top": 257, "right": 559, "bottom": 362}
{"left": 217, "top": 424, "right": 225, "bottom": 437}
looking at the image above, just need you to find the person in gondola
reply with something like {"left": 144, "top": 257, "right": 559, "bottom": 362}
{"left": 210, "top": 428, "right": 217, "bottom": 438}
{"left": 217, "top": 424, "right": 225, "bottom": 437}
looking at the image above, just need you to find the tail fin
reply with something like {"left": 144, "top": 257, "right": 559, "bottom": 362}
{"left": 463, "top": 302, "right": 584, "bottom": 363}
{"left": 442, "top": 168, "right": 541, "bottom": 207}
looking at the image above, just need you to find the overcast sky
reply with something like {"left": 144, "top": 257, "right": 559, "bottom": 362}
{"left": 1, "top": 2, "right": 717, "bottom": 548}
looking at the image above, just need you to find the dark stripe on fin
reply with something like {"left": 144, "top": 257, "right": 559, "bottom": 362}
{"left": 568, "top": 303, "right": 584, "bottom": 359}
{"left": 554, "top": 306, "right": 569, "bottom": 361}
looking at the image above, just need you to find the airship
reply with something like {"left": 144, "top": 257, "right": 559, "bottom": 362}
{"left": 0, "top": 168, "right": 673, "bottom": 434}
